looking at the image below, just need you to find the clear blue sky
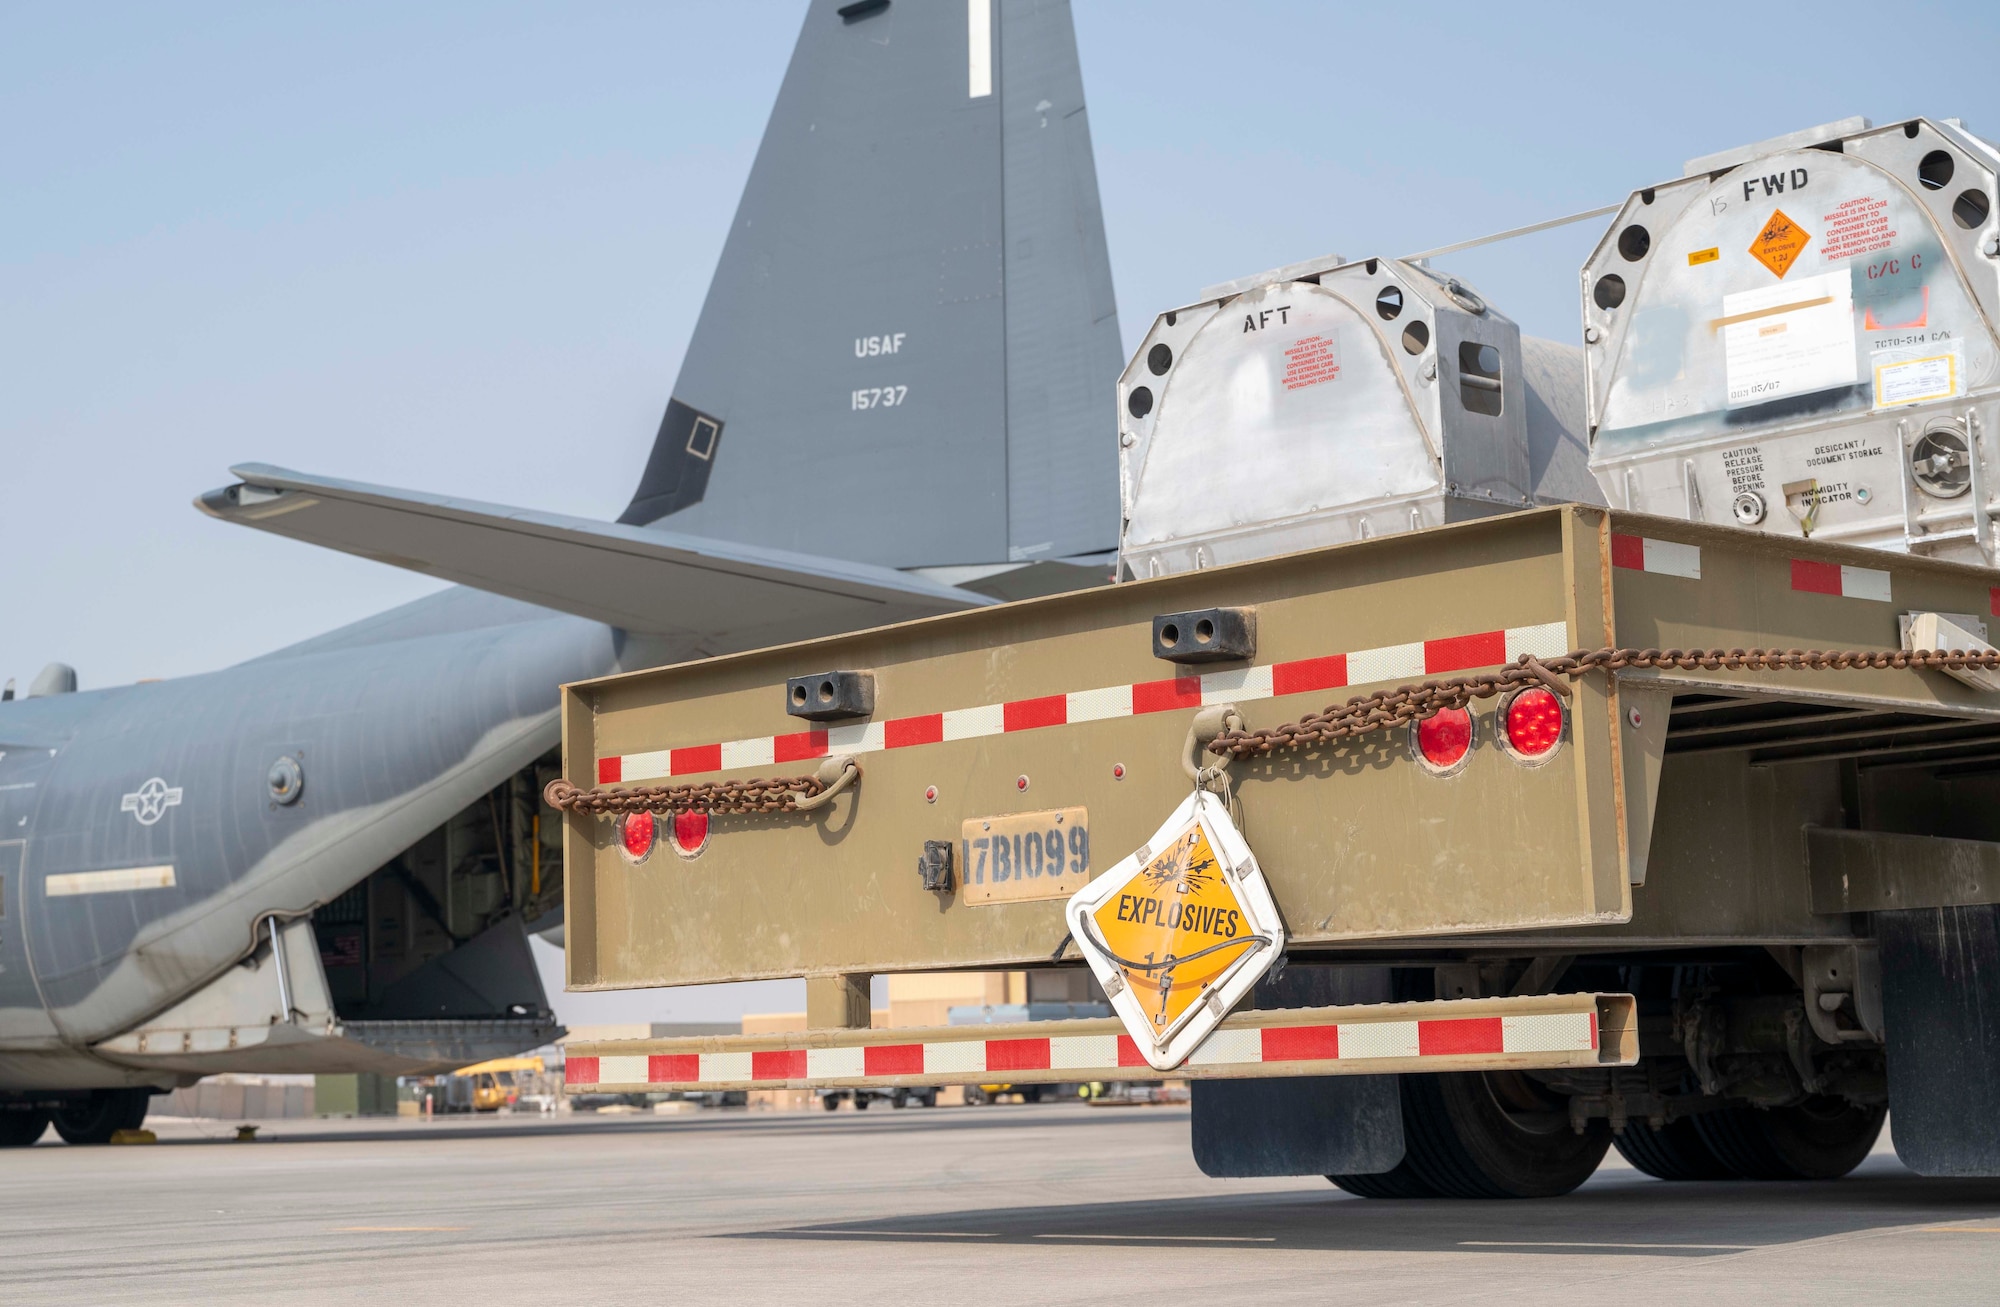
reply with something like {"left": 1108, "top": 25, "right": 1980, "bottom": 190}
{"left": 6, "top": 1, "right": 1996, "bottom": 1021}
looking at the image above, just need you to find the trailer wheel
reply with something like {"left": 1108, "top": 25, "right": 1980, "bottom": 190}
{"left": 820, "top": 1094, "right": 841, "bottom": 1112}
{"left": 1327, "top": 1160, "right": 1440, "bottom": 1198}
{"left": 50, "top": 1089, "right": 150, "bottom": 1145}
{"left": 0, "top": 1109, "right": 49, "bottom": 1148}
{"left": 1612, "top": 1115, "right": 1737, "bottom": 1181}
{"left": 1611, "top": 1073, "right": 1736, "bottom": 1181}
{"left": 1690, "top": 1096, "right": 1885, "bottom": 1180}
{"left": 1399, "top": 1071, "right": 1610, "bottom": 1199}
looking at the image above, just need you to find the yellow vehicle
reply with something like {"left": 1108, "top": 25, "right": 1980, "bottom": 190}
{"left": 455, "top": 1056, "right": 544, "bottom": 1113}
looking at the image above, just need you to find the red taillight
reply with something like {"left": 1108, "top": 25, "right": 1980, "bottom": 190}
{"left": 618, "top": 811, "right": 656, "bottom": 862}
{"left": 671, "top": 809, "right": 710, "bottom": 859}
{"left": 1504, "top": 688, "right": 1565, "bottom": 758}
{"left": 1414, "top": 706, "right": 1473, "bottom": 772}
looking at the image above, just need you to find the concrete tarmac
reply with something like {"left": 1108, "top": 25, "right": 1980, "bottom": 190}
{"left": 2, "top": 1103, "right": 1996, "bottom": 1305}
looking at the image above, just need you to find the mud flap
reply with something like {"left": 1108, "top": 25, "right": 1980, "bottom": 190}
{"left": 1878, "top": 905, "right": 2000, "bottom": 1176}
{"left": 1190, "top": 966, "right": 1405, "bottom": 1178}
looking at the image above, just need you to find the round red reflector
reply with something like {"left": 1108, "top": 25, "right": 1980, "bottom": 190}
{"left": 1416, "top": 706, "right": 1472, "bottom": 770}
{"left": 671, "top": 809, "right": 710, "bottom": 859}
{"left": 1505, "top": 688, "right": 1565, "bottom": 757}
{"left": 618, "top": 810, "right": 656, "bottom": 862}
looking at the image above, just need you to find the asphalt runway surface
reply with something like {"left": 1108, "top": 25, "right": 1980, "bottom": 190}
{"left": 3, "top": 1102, "right": 1996, "bottom": 1305}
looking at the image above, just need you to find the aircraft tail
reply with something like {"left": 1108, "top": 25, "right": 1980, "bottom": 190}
{"left": 620, "top": 0, "right": 1123, "bottom": 570}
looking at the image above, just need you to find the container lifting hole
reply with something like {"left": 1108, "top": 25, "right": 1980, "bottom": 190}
{"left": 1953, "top": 189, "right": 1991, "bottom": 230}
{"left": 1918, "top": 150, "right": 1955, "bottom": 191}
{"left": 1458, "top": 341, "right": 1503, "bottom": 417}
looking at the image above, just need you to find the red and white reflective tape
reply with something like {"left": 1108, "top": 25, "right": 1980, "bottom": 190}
{"left": 1791, "top": 559, "right": 1892, "bottom": 602}
{"left": 562, "top": 1007, "right": 1606, "bottom": 1091}
{"left": 595, "top": 621, "right": 1570, "bottom": 784}
{"left": 1613, "top": 534, "right": 1901, "bottom": 603}
{"left": 1609, "top": 533, "right": 1701, "bottom": 580}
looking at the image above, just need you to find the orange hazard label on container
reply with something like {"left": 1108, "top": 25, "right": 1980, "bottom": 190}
{"left": 1090, "top": 820, "right": 1257, "bottom": 1034}
{"left": 1749, "top": 209, "right": 1811, "bottom": 279}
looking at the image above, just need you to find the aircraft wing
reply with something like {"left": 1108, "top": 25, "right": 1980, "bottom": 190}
{"left": 197, "top": 464, "right": 994, "bottom": 646}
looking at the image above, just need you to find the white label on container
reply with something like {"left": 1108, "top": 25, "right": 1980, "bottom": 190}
{"left": 1873, "top": 347, "right": 1960, "bottom": 408}
{"left": 1721, "top": 270, "right": 1857, "bottom": 407}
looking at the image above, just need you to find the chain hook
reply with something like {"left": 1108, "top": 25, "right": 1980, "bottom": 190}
{"left": 1183, "top": 705, "right": 1244, "bottom": 788}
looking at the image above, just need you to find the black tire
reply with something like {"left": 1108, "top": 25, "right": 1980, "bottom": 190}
{"left": 1614, "top": 1114, "right": 1738, "bottom": 1180}
{"left": 853, "top": 1095, "right": 871, "bottom": 1111}
{"left": 50, "top": 1089, "right": 150, "bottom": 1146}
{"left": 820, "top": 1094, "right": 841, "bottom": 1112}
{"left": 1327, "top": 1160, "right": 1441, "bottom": 1198}
{"left": 1399, "top": 1072, "right": 1610, "bottom": 1199}
{"left": 1690, "top": 1096, "right": 1885, "bottom": 1181}
{"left": 0, "top": 1110, "right": 49, "bottom": 1148}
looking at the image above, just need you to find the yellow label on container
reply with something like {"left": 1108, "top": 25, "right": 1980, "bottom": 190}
{"left": 1688, "top": 246, "right": 1720, "bottom": 266}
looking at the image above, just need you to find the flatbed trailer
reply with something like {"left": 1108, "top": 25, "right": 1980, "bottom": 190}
{"left": 553, "top": 504, "right": 2000, "bottom": 1195}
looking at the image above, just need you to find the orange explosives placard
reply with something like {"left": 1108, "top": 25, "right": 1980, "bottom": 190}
{"left": 1066, "top": 791, "right": 1285, "bottom": 1068}
{"left": 1749, "top": 209, "right": 1811, "bottom": 279}
{"left": 1090, "top": 821, "right": 1255, "bottom": 1034}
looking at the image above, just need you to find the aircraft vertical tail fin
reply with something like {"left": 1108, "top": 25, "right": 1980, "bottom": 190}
{"left": 620, "top": 0, "right": 1122, "bottom": 570}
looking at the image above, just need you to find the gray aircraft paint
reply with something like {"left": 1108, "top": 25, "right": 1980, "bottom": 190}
{"left": 0, "top": 0, "right": 1122, "bottom": 1094}
{"left": 622, "top": 0, "right": 1122, "bottom": 569}
{"left": 0, "top": 596, "right": 613, "bottom": 1088}
{"left": 197, "top": 464, "right": 993, "bottom": 651}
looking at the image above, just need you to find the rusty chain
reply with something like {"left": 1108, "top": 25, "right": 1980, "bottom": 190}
{"left": 544, "top": 754, "right": 860, "bottom": 819}
{"left": 1205, "top": 646, "right": 2000, "bottom": 761}
{"left": 543, "top": 776, "right": 821, "bottom": 816}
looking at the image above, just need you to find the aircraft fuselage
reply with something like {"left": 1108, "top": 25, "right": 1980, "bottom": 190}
{"left": 0, "top": 590, "right": 618, "bottom": 1091}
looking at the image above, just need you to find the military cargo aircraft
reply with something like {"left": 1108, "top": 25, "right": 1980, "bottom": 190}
{"left": 0, "top": 0, "right": 1122, "bottom": 1144}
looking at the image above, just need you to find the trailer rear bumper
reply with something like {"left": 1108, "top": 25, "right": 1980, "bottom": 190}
{"left": 563, "top": 992, "right": 1637, "bottom": 1094}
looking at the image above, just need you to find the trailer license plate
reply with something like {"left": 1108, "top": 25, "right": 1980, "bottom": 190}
{"left": 960, "top": 808, "right": 1090, "bottom": 905}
